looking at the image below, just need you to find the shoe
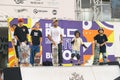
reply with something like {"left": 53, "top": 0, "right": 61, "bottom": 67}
{"left": 77, "top": 63, "right": 81, "bottom": 66}
{"left": 59, "top": 64, "right": 63, "bottom": 66}
{"left": 70, "top": 61, "right": 73, "bottom": 63}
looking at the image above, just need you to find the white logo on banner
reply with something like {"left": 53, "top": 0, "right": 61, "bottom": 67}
{"left": 69, "top": 72, "right": 84, "bottom": 80}
{"left": 83, "top": 21, "right": 92, "bottom": 30}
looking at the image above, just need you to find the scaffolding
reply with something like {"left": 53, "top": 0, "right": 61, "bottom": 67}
{"left": 75, "top": 0, "right": 82, "bottom": 20}
{"left": 92, "top": 0, "right": 103, "bottom": 20}
{"left": 75, "top": 0, "right": 104, "bottom": 21}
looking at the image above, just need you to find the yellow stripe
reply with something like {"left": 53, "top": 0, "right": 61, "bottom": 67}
{"left": 62, "top": 64, "right": 73, "bottom": 67}
{"left": 96, "top": 21, "right": 104, "bottom": 28}
{"left": 8, "top": 59, "right": 15, "bottom": 67}
{"left": 108, "top": 32, "right": 114, "bottom": 42}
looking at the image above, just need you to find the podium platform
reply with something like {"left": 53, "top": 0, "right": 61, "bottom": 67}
{"left": 3, "top": 65, "right": 120, "bottom": 80}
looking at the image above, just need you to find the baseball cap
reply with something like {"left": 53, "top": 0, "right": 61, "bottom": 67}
{"left": 18, "top": 18, "right": 24, "bottom": 23}
{"left": 53, "top": 19, "right": 58, "bottom": 23}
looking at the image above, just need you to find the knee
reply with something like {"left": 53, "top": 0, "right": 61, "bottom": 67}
{"left": 76, "top": 54, "right": 80, "bottom": 60}
{"left": 71, "top": 54, "right": 75, "bottom": 58}
{"left": 103, "top": 56, "right": 107, "bottom": 58}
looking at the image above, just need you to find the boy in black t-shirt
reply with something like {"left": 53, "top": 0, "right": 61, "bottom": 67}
{"left": 93, "top": 28, "right": 108, "bottom": 65}
{"left": 14, "top": 18, "right": 29, "bottom": 65}
{"left": 14, "top": 20, "right": 29, "bottom": 44}
{"left": 30, "top": 22, "right": 42, "bottom": 66}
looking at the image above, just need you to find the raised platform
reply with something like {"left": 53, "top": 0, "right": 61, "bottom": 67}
{"left": 4, "top": 65, "right": 120, "bottom": 80}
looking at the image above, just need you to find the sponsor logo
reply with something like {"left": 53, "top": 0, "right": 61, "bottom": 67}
{"left": 33, "top": 9, "right": 48, "bottom": 14}
{"left": 14, "top": 0, "right": 26, "bottom": 4}
{"left": 52, "top": 10, "right": 57, "bottom": 15}
{"left": 15, "top": 9, "right": 27, "bottom": 13}
{"left": 30, "top": 1, "right": 43, "bottom": 5}
{"left": 69, "top": 72, "right": 84, "bottom": 80}
{"left": 0, "top": 15, "right": 8, "bottom": 21}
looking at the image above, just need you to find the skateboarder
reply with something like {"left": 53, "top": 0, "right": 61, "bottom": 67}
{"left": 47, "top": 19, "right": 63, "bottom": 66}
{"left": 14, "top": 18, "right": 29, "bottom": 65}
{"left": 71, "top": 30, "right": 87, "bottom": 65}
{"left": 30, "top": 22, "right": 42, "bottom": 66}
{"left": 93, "top": 28, "right": 108, "bottom": 65}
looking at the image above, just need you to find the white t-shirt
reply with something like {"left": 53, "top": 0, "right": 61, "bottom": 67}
{"left": 72, "top": 37, "right": 83, "bottom": 51}
{"left": 49, "top": 26, "right": 62, "bottom": 44}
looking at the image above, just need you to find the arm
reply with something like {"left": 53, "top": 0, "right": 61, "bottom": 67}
{"left": 14, "top": 35, "right": 22, "bottom": 45}
{"left": 100, "top": 41, "right": 107, "bottom": 46}
{"left": 60, "top": 34, "right": 63, "bottom": 43}
{"left": 26, "top": 27, "right": 29, "bottom": 43}
{"left": 100, "top": 35, "right": 108, "bottom": 46}
{"left": 29, "top": 36, "right": 32, "bottom": 45}
{"left": 14, "top": 35, "right": 19, "bottom": 41}
{"left": 94, "top": 35, "right": 99, "bottom": 45}
{"left": 47, "top": 34, "right": 54, "bottom": 43}
{"left": 82, "top": 44, "right": 87, "bottom": 49}
{"left": 14, "top": 28, "right": 19, "bottom": 41}
{"left": 12, "top": 39, "right": 15, "bottom": 46}
{"left": 30, "top": 30, "right": 33, "bottom": 45}
{"left": 47, "top": 28, "right": 56, "bottom": 45}
{"left": 39, "top": 31, "right": 42, "bottom": 45}
{"left": 25, "top": 34, "right": 29, "bottom": 43}
{"left": 94, "top": 40, "right": 97, "bottom": 44}
{"left": 60, "top": 28, "right": 63, "bottom": 44}
{"left": 71, "top": 38, "right": 75, "bottom": 44}
{"left": 40, "top": 37, "right": 42, "bottom": 45}
{"left": 81, "top": 38, "right": 87, "bottom": 48}
{"left": 47, "top": 34, "right": 56, "bottom": 45}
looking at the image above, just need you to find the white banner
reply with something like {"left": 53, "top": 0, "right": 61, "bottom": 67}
{"left": 102, "top": 22, "right": 120, "bottom": 57}
{"left": 0, "top": 0, "right": 59, "bottom": 7}
{"left": 0, "top": 0, "right": 75, "bottom": 20}
{"left": 21, "top": 66, "right": 120, "bottom": 80}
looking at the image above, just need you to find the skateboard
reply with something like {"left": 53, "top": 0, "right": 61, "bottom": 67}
{"left": 93, "top": 43, "right": 100, "bottom": 65}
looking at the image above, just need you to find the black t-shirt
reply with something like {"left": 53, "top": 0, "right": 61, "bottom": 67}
{"left": 94, "top": 34, "right": 108, "bottom": 53}
{"left": 14, "top": 26, "right": 29, "bottom": 42}
{"left": 30, "top": 30, "right": 42, "bottom": 45}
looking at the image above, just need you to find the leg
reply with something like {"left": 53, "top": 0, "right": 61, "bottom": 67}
{"left": 93, "top": 53, "right": 100, "bottom": 65}
{"left": 30, "top": 46, "right": 35, "bottom": 66}
{"left": 58, "top": 43, "right": 63, "bottom": 65}
{"left": 24, "top": 45, "right": 30, "bottom": 63}
{"left": 34, "top": 46, "right": 40, "bottom": 66}
{"left": 70, "top": 54, "right": 75, "bottom": 63}
{"left": 76, "top": 51, "right": 80, "bottom": 65}
{"left": 70, "top": 50, "right": 76, "bottom": 64}
{"left": 52, "top": 45, "right": 58, "bottom": 66}
{"left": 20, "top": 45, "right": 26, "bottom": 63}
{"left": 15, "top": 45, "right": 19, "bottom": 59}
{"left": 102, "top": 52, "right": 107, "bottom": 63}
{"left": 17, "top": 46, "right": 21, "bottom": 63}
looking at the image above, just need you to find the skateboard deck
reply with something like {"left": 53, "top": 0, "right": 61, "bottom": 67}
{"left": 93, "top": 43, "right": 100, "bottom": 65}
